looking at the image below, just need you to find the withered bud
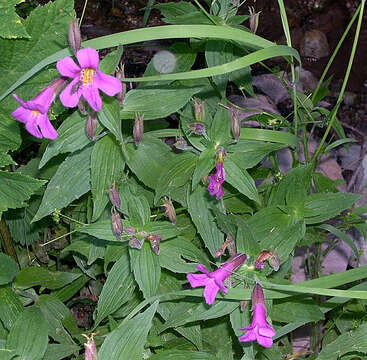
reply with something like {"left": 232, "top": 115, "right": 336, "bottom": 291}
{"left": 133, "top": 113, "right": 144, "bottom": 146}
{"left": 108, "top": 182, "right": 121, "bottom": 209}
{"left": 249, "top": 7, "right": 261, "bottom": 34}
{"left": 193, "top": 100, "right": 205, "bottom": 122}
{"left": 68, "top": 18, "right": 81, "bottom": 54}
{"left": 124, "top": 226, "right": 135, "bottom": 234}
{"left": 147, "top": 234, "right": 162, "bottom": 255}
{"left": 129, "top": 236, "right": 143, "bottom": 249}
{"left": 216, "top": 147, "right": 227, "bottom": 163}
{"left": 86, "top": 111, "right": 98, "bottom": 140}
{"left": 240, "top": 300, "right": 249, "bottom": 312}
{"left": 83, "top": 334, "right": 98, "bottom": 360}
{"left": 230, "top": 108, "right": 241, "bottom": 140}
{"left": 111, "top": 211, "right": 123, "bottom": 239}
{"left": 78, "top": 99, "right": 87, "bottom": 115}
{"left": 201, "top": 174, "right": 209, "bottom": 184}
{"left": 189, "top": 122, "right": 206, "bottom": 136}
{"left": 174, "top": 137, "right": 189, "bottom": 151}
{"left": 163, "top": 198, "right": 176, "bottom": 225}
{"left": 255, "top": 250, "right": 280, "bottom": 271}
{"left": 116, "top": 65, "right": 126, "bottom": 105}
{"left": 215, "top": 236, "right": 236, "bottom": 257}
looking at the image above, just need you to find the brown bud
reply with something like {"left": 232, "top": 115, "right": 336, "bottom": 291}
{"left": 133, "top": 113, "right": 144, "bottom": 146}
{"left": 116, "top": 65, "right": 126, "bottom": 105}
{"left": 124, "top": 226, "right": 135, "bottom": 234}
{"left": 129, "top": 236, "right": 143, "bottom": 249}
{"left": 163, "top": 198, "right": 176, "bottom": 225}
{"left": 255, "top": 250, "right": 280, "bottom": 271}
{"left": 111, "top": 211, "right": 123, "bottom": 239}
{"left": 147, "top": 234, "right": 162, "bottom": 255}
{"left": 86, "top": 111, "right": 98, "bottom": 140}
{"left": 249, "top": 7, "right": 261, "bottom": 34}
{"left": 230, "top": 107, "right": 241, "bottom": 140}
{"left": 78, "top": 99, "right": 87, "bottom": 115}
{"left": 68, "top": 18, "right": 81, "bottom": 54}
{"left": 193, "top": 100, "right": 205, "bottom": 122}
{"left": 108, "top": 182, "right": 121, "bottom": 209}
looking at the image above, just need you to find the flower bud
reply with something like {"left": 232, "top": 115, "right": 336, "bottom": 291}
{"left": 163, "top": 198, "right": 176, "bottom": 225}
{"left": 255, "top": 250, "right": 280, "bottom": 271}
{"left": 252, "top": 283, "right": 265, "bottom": 307}
{"left": 86, "top": 111, "right": 98, "bottom": 140}
{"left": 133, "top": 113, "right": 144, "bottom": 146}
{"left": 116, "top": 65, "right": 126, "bottom": 105}
{"left": 111, "top": 211, "right": 123, "bottom": 239}
{"left": 230, "top": 107, "right": 241, "bottom": 140}
{"left": 68, "top": 18, "right": 81, "bottom": 54}
{"left": 174, "top": 137, "right": 189, "bottom": 151}
{"left": 83, "top": 334, "right": 98, "bottom": 360}
{"left": 108, "top": 182, "right": 121, "bottom": 209}
{"left": 147, "top": 234, "right": 162, "bottom": 255}
{"left": 78, "top": 99, "right": 87, "bottom": 115}
{"left": 129, "top": 236, "right": 143, "bottom": 249}
{"left": 124, "top": 226, "right": 135, "bottom": 234}
{"left": 193, "top": 100, "right": 205, "bottom": 122}
{"left": 189, "top": 123, "right": 206, "bottom": 136}
{"left": 249, "top": 7, "right": 261, "bottom": 34}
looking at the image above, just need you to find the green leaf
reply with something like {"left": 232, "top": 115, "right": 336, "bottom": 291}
{"left": 121, "top": 88, "right": 200, "bottom": 120}
{"left": 150, "top": 350, "right": 217, "bottom": 360}
{"left": 0, "top": 171, "right": 45, "bottom": 216}
{"left": 15, "top": 267, "right": 81, "bottom": 290}
{"left": 98, "top": 301, "right": 158, "bottom": 360}
{"left": 303, "top": 193, "right": 360, "bottom": 224}
{"left": 95, "top": 250, "right": 135, "bottom": 326}
{"left": 192, "top": 146, "right": 216, "bottom": 189}
{"left": 6, "top": 307, "right": 48, "bottom": 360}
{"left": 0, "top": 349, "right": 18, "bottom": 360}
{"left": 0, "top": 108, "right": 21, "bottom": 153}
{"left": 208, "top": 107, "right": 231, "bottom": 145}
{"left": 42, "top": 344, "right": 80, "bottom": 360}
{"left": 130, "top": 242, "right": 160, "bottom": 298}
{"left": 224, "top": 158, "right": 260, "bottom": 204}
{"left": 0, "top": 254, "right": 18, "bottom": 285}
{"left": 33, "top": 145, "right": 93, "bottom": 222}
{"left": 52, "top": 274, "right": 89, "bottom": 303}
{"left": 91, "top": 134, "right": 124, "bottom": 221}
{"left": 99, "top": 46, "right": 123, "bottom": 74}
{"left": 318, "top": 323, "right": 367, "bottom": 360}
{"left": 142, "top": 221, "right": 179, "bottom": 241}
{"left": 235, "top": 216, "right": 260, "bottom": 256}
{"left": 0, "top": 0, "right": 30, "bottom": 39}
{"left": 77, "top": 219, "right": 125, "bottom": 242}
{"left": 0, "top": 153, "right": 15, "bottom": 167}
{"left": 0, "top": 287, "right": 23, "bottom": 330}
{"left": 187, "top": 185, "right": 224, "bottom": 257}
{"left": 39, "top": 111, "right": 94, "bottom": 168}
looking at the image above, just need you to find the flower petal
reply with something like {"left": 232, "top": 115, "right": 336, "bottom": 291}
{"left": 38, "top": 114, "right": 58, "bottom": 140}
{"left": 82, "top": 85, "right": 102, "bottom": 112}
{"left": 256, "top": 334, "right": 273, "bottom": 348}
{"left": 258, "top": 326, "right": 276, "bottom": 338}
{"left": 25, "top": 117, "right": 42, "bottom": 138}
{"left": 95, "top": 71, "right": 122, "bottom": 96}
{"left": 59, "top": 79, "right": 82, "bottom": 109}
{"left": 77, "top": 48, "right": 99, "bottom": 69}
{"left": 203, "top": 281, "right": 219, "bottom": 305}
{"left": 57, "top": 56, "right": 81, "bottom": 78}
{"left": 196, "top": 264, "right": 210, "bottom": 274}
{"left": 33, "top": 87, "right": 55, "bottom": 111}
{"left": 239, "top": 330, "right": 257, "bottom": 343}
{"left": 187, "top": 273, "right": 210, "bottom": 288}
{"left": 12, "top": 107, "right": 31, "bottom": 124}
{"left": 13, "top": 94, "right": 46, "bottom": 113}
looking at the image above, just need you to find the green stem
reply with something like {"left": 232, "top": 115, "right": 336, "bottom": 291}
{"left": 312, "top": 1, "right": 365, "bottom": 163}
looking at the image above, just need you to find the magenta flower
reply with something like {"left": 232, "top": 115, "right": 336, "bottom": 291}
{"left": 57, "top": 47, "right": 122, "bottom": 112}
{"left": 12, "top": 78, "right": 66, "bottom": 139}
{"left": 187, "top": 253, "right": 247, "bottom": 305}
{"left": 208, "top": 161, "right": 226, "bottom": 200}
{"left": 239, "top": 284, "right": 276, "bottom": 348}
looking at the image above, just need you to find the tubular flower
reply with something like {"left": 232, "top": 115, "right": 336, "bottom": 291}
{"left": 207, "top": 148, "right": 226, "bottom": 200}
{"left": 187, "top": 253, "right": 247, "bottom": 305}
{"left": 12, "top": 78, "right": 66, "bottom": 139}
{"left": 239, "top": 284, "right": 276, "bottom": 348}
{"left": 57, "top": 47, "right": 122, "bottom": 112}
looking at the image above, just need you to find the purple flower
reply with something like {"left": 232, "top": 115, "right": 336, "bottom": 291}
{"left": 208, "top": 161, "right": 226, "bottom": 200}
{"left": 57, "top": 47, "right": 122, "bottom": 112}
{"left": 12, "top": 78, "right": 66, "bottom": 139}
{"left": 239, "top": 284, "right": 275, "bottom": 348}
{"left": 187, "top": 253, "right": 247, "bottom": 305}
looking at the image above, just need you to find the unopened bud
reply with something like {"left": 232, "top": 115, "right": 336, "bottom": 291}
{"left": 116, "top": 65, "right": 126, "bottom": 105}
{"left": 216, "top": 147, "right": 226, "bottom": 163}
{"left": 163, "top": 198, "right": 176, "bottom": 225}
{"left": 133, "top": 113, "right": 144, "bottom": 146}
{"left": 68, "top": 18, "right": 81, "bottom": 54}
{"left": 109, "top": 182, "right": 121, "bottom": 209}
{"left": 174, "top": 137, "right": 189, "bottom": 151}
{"left": 111, "top": 211, "right": 123, "bottom": 239}
{"left": 147, "top": 234, "right": 162, "bottom": 255}
{"left": 86, "top": 111, "right": 98, "bottom": 140}
{"left": 124, "top": 226, "right": 135, "bottom": 234}
{"left": 230, "top": 108, "right": 241, "bottom": 140}
{"left": 78, "top": 99, "right": 87, "bottom": 115}
{"left": 83, "top": 334, "right": 98, "bottom": 360}
{"left": 240, "top": 300, "right": 249, "bottom": 312}
{"left": 189, "top": 123, "right": 206, "bottom": 136}
{"left": 249, "top": 7, "right": 261, "bottom": 34}
{"left": 252, "top": 283, "right": 265, "bottom": 307}
{"left": 129, "top": 236, "right": 144, "bottom": 249}
{"left": 194, "top": 100, "right": 205, "bottom": 122}
{"left": 255, "top": 250, "right": 280, "bottom": 271}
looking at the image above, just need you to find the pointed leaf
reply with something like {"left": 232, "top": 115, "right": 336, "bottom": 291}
{"left": 0, "top": 0, "right": 30, "bottom": 39}
{"left": 0, "top": 254, "right": 18, "bottom": 285}
{"left": 0, "top": 287, "right": 23, "bottom": 330}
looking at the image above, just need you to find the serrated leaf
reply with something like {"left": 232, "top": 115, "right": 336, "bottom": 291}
{"left": 0, "top": 171, "right": 45, "bottom": 216}
{"left": 130, "top": 242, "right": 160, "bottom": 298}
{"left": 0, "top": 287, "right": 23, "bottom": 330}
{"left": 0, "top": 0, "right": 30, "bottom": 39}
{"left": 98, "top": 301, "right": 158, "bottom": 360}
{"left": 121, "top": 88, "right": 200, "bottom": 120}
{"left": 187, "top": 185, "right": 224, "bottom": 257}
{"left": 224, "top": 158, "right": 260, "bottom": 204}
{"left": 6, "top": 307, "right": 48, "bottom": 360}
{"left": 39, "top": 111, "right": 94, "bottom": 168}
{"left": 95, "top": 250, "right": 135, "bottom": 326}
{"left": 0, "top": 254, "right": 18, "bottom": 285}
{"left": 33, "top": 145, "right": 93, "bottom": 221}
{"left": 91, "top": 134, "right": 124, "bottom": 221}
{"left": 15, "top": 266, "right": 81, "bottom": 290}
{"left": 150, "top": 350, "right": 216, "bottom": 360}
